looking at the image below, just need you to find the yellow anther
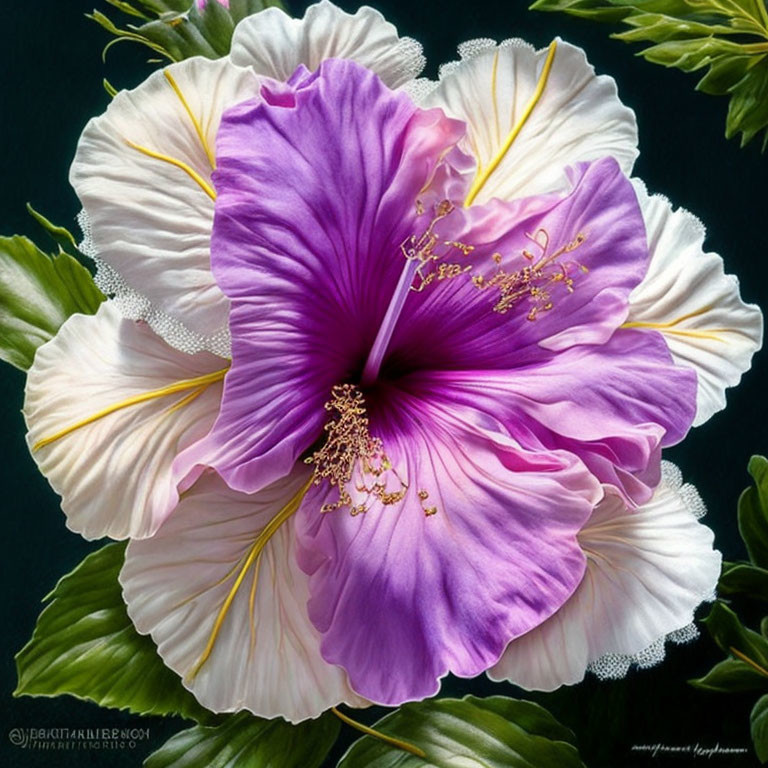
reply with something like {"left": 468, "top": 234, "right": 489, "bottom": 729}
{"left": 402, "top": 200, "right": 475, "bottom": 292}
{"left": 418, "top": 489, "right": 438, "bottom": 517}
{"left": 474, "top": 228, "right": 588, "bottom": 318}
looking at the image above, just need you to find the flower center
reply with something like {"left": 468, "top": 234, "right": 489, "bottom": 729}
{"left": 359, "top": 200, "right": 473, "bottom": 386}
{"left": 309, "top": 199, "right": 589, "bottom": 517}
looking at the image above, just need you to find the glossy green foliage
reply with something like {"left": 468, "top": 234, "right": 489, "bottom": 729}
{"left": 90, "top": 0, "right": 285, "bottom": 63}
{"left": 531, "top": 0, "right": 768, "bottom": 148}
{"left": 338, "top": 696, "right": 586, "bottom": 768}
{"left": 144, "top": 712, "right": 340, "bottom": 768}
{"left": 0, "top": 234, "right": 103, "bottom": 370}
{"left": 15, "top": 543, "right": 211, "bottom": 722}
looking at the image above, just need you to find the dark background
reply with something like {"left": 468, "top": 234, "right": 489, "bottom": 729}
{"left": 1, "top": 1, "right": 766, "bottom": 766}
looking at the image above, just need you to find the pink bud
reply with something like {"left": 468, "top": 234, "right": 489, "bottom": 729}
{"left": 197, "top": 0, "right": 230, "bottom": 8}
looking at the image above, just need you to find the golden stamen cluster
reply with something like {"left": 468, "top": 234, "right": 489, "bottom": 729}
{"left": 402, "top": 200, "right": 475, "bottom": 292}
{"left": 305, "top": 384, "right": 408, "bottom": 516}
{"left": 473, "top": 228, "right": 588, "bottom": 320}
{"left": 401, "top": 201, "right": 589, "bottom": 322}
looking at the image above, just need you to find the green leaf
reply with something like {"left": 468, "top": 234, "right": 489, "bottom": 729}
{"left": 143, "top": 711, "right": 340, "bottom": 768}
{"left": 91, "top": 0, "right": 285, "bottom": 64}
{"left": 530, "top": 0, "right": 635, "bottom": 21}
{"left": 703, "top": 601, "right": 768, "bottom": 673}
{"left": 690, "top": 657, "right": 768, "bottom": 692}
{"left": 26, "top": 204, "right": 82, "bottom": 258}
{"left": 727, "top": 56, "right": 768, "bottom": 147}
{"left": 337, "top": 695, "right": 586, "bottom": 768}
{"left": 530, "top": 0, "right": 768, "bottom": 148}
{"left": 739, "top": 456, "right": 768, "bottom": 568}
{"left": 131, "top": 0, "right": 192, "bottom": 13}
{"left": 719, "top": 561, "right": 768, "bottom": 599}
{"left": 753, "top": 695, "right": 768, "bottom": 762}
{"left": 0, "top": 235, "right": 103, "bottom": 370}
{"left": 105, "top": 0, "right": 152, "bottom": 19}
{"left": 15, "top": 543, "right": 211, "bottom": 722}
{"left": 532, "top": 0, "right": 768, "bottom": 31}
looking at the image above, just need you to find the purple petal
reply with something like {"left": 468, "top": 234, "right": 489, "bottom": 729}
{"left": 295, "top": 396, "right": 601, "bottom": 705}
{"left": 418, "top": 328, "right": 697, "bottom": 506}
{"left": 178, "top": 59, "right": 471, "bottom": 493}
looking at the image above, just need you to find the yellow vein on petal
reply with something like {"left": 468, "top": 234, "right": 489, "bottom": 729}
{"left": 491, "top": 48, "right": 501, "bottom": 147}
{"left": 628, "top": 327, "right": 726, "bottom": 341}
{"left": 171, "top": 554, "right": 249, "bottom": 613}
{"left": 623, "top": 305, "right": 714, "bottom": 328}
{"left": 32, "top": 368, "right": 228, "bottom": 452}
{"left": 125, "top": 139, "right": 217, "bottom": 201}
{"left": 164, "top": 70, "right": 216, "bottom": 170}
{"left": 186, "top": 477, "right": 313, "bottom": 682}
{"left": 165, "top": 385, "right": 206, "bottom": 415}
{"left": 248, "top": 550, "right": 264, "bottom": 659}
{"left": 331, "top": 707, "right": 427, "bottom": 758}
{"left": 622, "top": 305, "right": 728, "bottom": 341}
{"left": 464, "top": 39, "right": 558, "bottom": 208}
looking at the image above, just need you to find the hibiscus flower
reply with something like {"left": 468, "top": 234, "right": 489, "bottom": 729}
{"left": 23, "top": 1, "right": 761, "bottom": 722}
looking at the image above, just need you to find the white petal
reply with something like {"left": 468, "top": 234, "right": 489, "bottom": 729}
{"left": 121, "top": 468, "right": 366, "bottom": 722}
{"left": 423, "top": 37, "right": 638, "bottom": 205}
{"left": 230, "top": 0, "right": 425, "bottom": 87}
{"left": 23, "top": 302, "right": 225, "bottom": 540}
{"left": 628, "top": 181, "right": 763, "bottom": 427}
{"left": 488, "top": 461, "right": 720, "bottom": 690}
{"left": 71, "top": 57, "right": 259, "bottom": 355}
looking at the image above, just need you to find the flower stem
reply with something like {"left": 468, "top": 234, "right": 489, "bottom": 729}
{"left": 331, "top": 707, "right": 427, "bottom": 758}
{"left": 729, "top": 646, "right": 768, "bottom": 677}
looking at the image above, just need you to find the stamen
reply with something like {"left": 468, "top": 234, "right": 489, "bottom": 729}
{"left": 359, "top": 257, "right": 420, "bottom": 387}
{"left": 473, "top": 228, "right": 587, "bottom": 320}
{"left": 402, "top": 199, "right": 474, "bottom": 293}
{"left": 418, "top": 489, "right": 438, "bottom": 517}
{"left": 305, "top": 384, "right": 407, "bottom": 516}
